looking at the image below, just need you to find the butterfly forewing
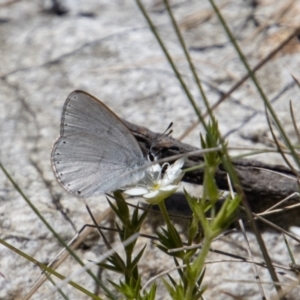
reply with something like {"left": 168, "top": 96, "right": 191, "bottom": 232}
{"left": 51, "top": 91, "right": 147, "bottom": 197}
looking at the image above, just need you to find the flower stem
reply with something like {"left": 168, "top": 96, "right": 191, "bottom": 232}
{"left": 185, "top": 235, "right": 212, "bottom": 299}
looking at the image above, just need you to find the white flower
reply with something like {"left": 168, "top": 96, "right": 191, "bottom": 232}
{"left": 125, "top": 158, "right": 185, "bottom": 204}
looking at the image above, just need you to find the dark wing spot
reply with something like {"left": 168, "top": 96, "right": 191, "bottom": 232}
{"left": 77, "top": 190, "right": 81, "bottom": 195}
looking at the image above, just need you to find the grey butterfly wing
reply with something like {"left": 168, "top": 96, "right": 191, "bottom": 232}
{"left": 51, "top": 90, "right": 147, "bottom": 197}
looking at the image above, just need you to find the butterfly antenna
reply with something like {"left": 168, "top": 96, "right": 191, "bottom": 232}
{"left": 148, "top": 122, "right": 173, "bottom": 161}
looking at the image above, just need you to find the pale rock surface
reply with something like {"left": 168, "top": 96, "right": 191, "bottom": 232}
{"left": 1, "top": 0, "right": 300, "bottom": 299}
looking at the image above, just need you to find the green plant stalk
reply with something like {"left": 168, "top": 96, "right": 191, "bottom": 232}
{"left": 135, "top": 1, "right": 233, "bottom": 211}
{"left": 207, "top": 0, "right": 284, "bottom": 294}
{"left": 184, "top": 171, "right": 240, "bottom": 298}
{"left": 218, "top": 148, "right": 278, "bottom": 284}
{"left": 135, "top": 1, "right": 238, "bottom": 209}
{"left": 184, "top": 172, "right": 220, "bottom": 298}
{"left": 135, "top": 0, "right": 209, "bottom": 132}
{"left": 0, "top": 238, "right": 102, "bottom": 300}
{"left": 203, "top": 27, "right": 300, "bottom": 118}
{"left": 44, "top": 272, "right": 69, "bottom": 300}
{"left": 183, "top": 186, "right": 214, "bottom": 299}
{"left": 207, "top": 0, "right": 300, "bottom": 169}
{"left": 0, "top": 161, "right": 113, "bottom": 298}
{"left": 185, "top": 235, "right": 212, "bottom": 299}
{"left": 135, "top": 0, "right": 279, "bottom": 297}
{"left": 163, "top": 0, "right": 213, "bottom": 120}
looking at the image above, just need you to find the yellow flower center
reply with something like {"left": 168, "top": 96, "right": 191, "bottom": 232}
{"left": 153, "top": 183, "right": 160, "bottom": 190}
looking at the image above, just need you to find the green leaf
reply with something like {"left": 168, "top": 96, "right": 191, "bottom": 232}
{"left": 131, "top": 244, "right": 147, "bottom": 269}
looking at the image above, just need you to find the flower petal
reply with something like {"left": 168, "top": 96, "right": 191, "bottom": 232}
{"left": 160, "top": 185, "right": 179, "bottom": 192}
{"left": 124, "top": 187, "right": 149, "bottom": 196}
{"left": 143, "top": 163, "right": 162, "bottom": 186}
{"left": 143, "top": 186, "right": 180, "bottom": 204}
{"left": 143, "top": 190, "right": 159, "bottom": 199}
{"left": 173, "top": 157, "right": 185, "bottom": 168}
{"left": 161, "top": 158, "right": 185, "bottom": 186}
